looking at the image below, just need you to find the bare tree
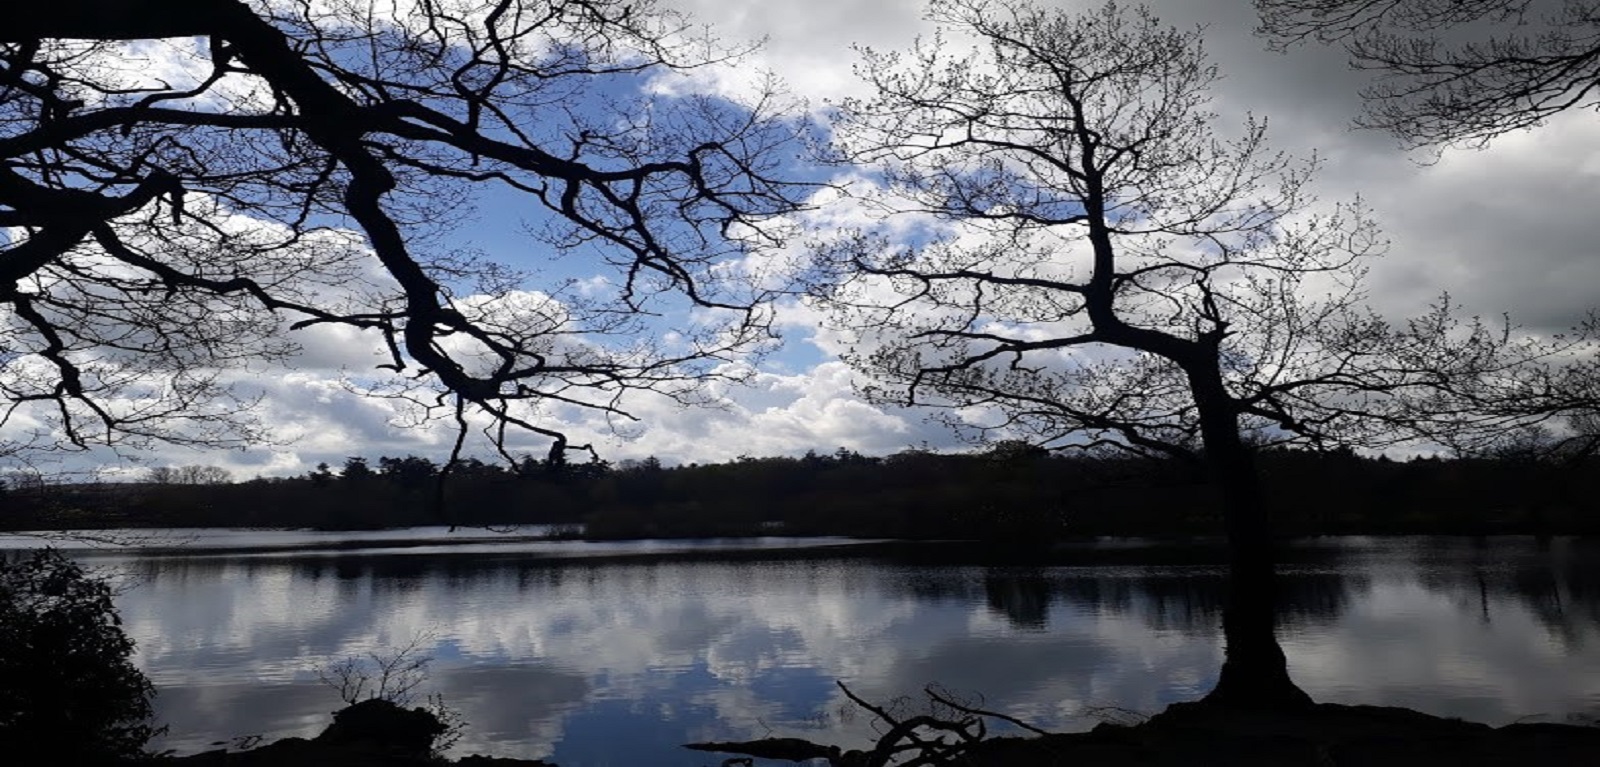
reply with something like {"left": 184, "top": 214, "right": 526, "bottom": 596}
{"left": 318, "top": 633, "right": 435, "bottom": 707}
{"left": 143, "top": 466, "right": 178, "bottom": 486}
{"left": 813, "top": 0, "right": 1542, "bottom": 708}
{"left": 1, "top": 469, "right": 46, "bottom": 493}
{"left": 145, "top": 464, "right": 231, "bottom": 484}
{"left": 1, "top": 1, "right": 805, "bottom": 469}
{"left": 1423, "top": 311, "right": 1600, "bottom": 463}
{"left": 1256, "top": 0, "right": 1600, "bottom": 147}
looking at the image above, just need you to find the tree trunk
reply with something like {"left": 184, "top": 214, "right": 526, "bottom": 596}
{"left": 1190, "top": 367, "right": 1313, "bottom": 710}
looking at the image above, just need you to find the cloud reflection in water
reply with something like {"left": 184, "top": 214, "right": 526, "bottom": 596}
{"left": 78, "top": 537, "right": 1600, "bottom": 763}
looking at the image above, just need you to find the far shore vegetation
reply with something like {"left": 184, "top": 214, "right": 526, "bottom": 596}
{"left": 4, "top": 442, "right": 1597, "bottom": 540}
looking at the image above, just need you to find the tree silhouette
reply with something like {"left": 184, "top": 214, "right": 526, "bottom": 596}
{"left": 145, "top": 464, "right": 231, "bottom": 484}
{"left": 1256, "top": 0, "right": 1600, "bottom": 147}
{"left": 0, "top": 548, "right": 161, "bottom": 761}
{"left": 813, "top": 0, "right": 1532, "bottom": 708}
{"left": 378, "top": 454, "right": 438, "bottom": 490}
{"left": 1, "top": 0, "right": 804, "bottom": 464}
{"left": 340, "top": 456, "right": 374, "bottom": 482}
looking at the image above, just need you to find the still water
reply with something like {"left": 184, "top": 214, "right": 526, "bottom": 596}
{"left": 5, "top": 532, "right": 1599, "bottom": 764}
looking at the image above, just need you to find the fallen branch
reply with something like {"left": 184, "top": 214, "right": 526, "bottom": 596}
{"left": 683, "top": 681, "right": 1054, "bottom": 767}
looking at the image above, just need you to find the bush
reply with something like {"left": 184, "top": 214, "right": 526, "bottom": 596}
{"left": 316, "top": 636, "right": 464, "bottom": 758}
{"left": 0, "top": 548, "right": 161, "bottom": 761}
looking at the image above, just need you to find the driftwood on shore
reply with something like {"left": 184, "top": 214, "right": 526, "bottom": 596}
{"left": 685, "top": 682, "right": 1053, "bottom": 766}
{"left": 684, "top": 684, "right": 1600, "bottom": 767}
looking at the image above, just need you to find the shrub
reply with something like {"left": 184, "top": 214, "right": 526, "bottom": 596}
{"left": 0, "top": 548, "right": 161, "bottom": 761}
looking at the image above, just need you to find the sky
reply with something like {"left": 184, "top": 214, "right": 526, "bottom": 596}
{"left": 9, "top": 0, "right": 1600, "bottom": 481}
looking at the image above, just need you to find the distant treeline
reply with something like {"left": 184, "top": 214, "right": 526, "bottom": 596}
{"left": 3, "top": 444, "right": 1597, "bottom": 538}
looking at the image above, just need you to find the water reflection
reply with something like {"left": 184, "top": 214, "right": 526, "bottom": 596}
{"left": 29, "top": 536, "right": 1600, "bottom": 764}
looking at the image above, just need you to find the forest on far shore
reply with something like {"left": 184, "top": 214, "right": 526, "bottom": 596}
{"left": 3, "top": 443, "right": 1597, "bottom": 541}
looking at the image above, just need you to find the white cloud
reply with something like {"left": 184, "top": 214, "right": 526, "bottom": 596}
{"left": 1363, "top": 111, "right": 1600, "bottom": 327}
{"left": 655, "top": 0, "right": 929, "bottom": 108}
{"left": 10, "top": 0, "right": 1600, "bottom": 477}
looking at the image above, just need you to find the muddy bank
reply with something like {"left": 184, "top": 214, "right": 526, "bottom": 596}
{"left": 691, "top": 700, "right": 1600, "bottom": 766}
{"left": 118, "top": 696, "right": 1600, "bottom": 766}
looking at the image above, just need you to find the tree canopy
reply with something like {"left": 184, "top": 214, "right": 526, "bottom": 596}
{"left": 1, "top": 0, "right": 804, "bottom": 464}
{"left": 817, "top": 0, "right": 1508, "bottom": 479}
{"left": 1256, "top": 0, "right": 1600, "bottom": 147}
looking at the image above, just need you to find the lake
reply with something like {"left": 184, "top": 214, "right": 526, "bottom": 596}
{"left": 3, "top": 531, "right": 1597, "bottom": 764}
